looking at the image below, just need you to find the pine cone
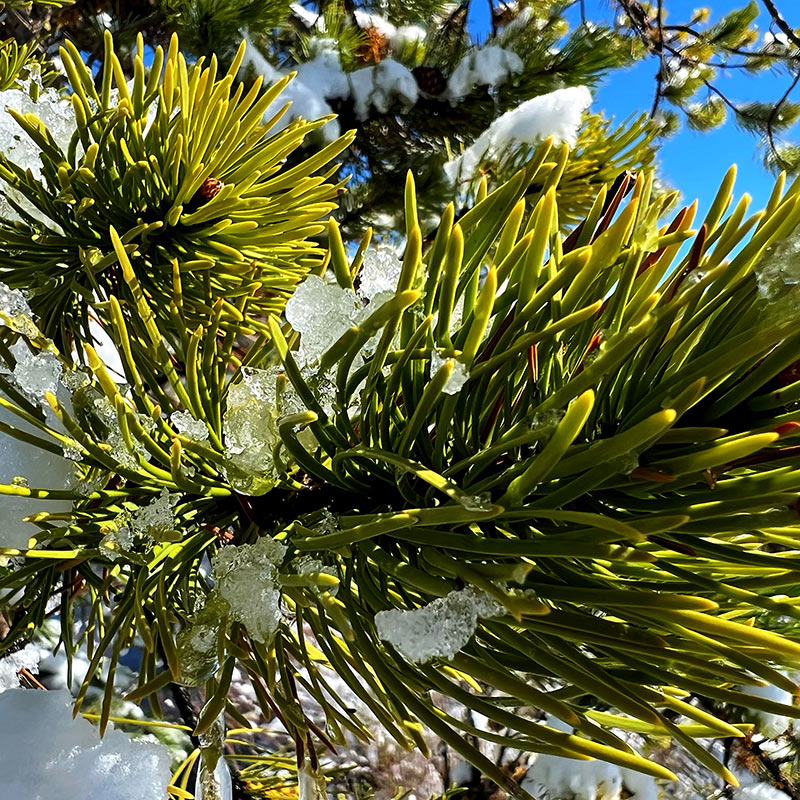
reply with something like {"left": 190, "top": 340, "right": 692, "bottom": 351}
{"left": 412, "top": 66, "right": 447, "bottom": 96}
{"left": 197, "top": 177, "right": 224, "bottom": 203}
{"left": 355, "top": 27, "right": 390, "bottom": 65}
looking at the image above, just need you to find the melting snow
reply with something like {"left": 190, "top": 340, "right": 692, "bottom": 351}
{"left": 375, "top": 587, "right": 502, "bottom": 663}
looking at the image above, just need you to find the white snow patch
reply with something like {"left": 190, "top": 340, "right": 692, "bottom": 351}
{"left": 735, "top": 786, "right": 792, "bottom": 800}
{"left": 391, "top": 24, "right": 427, "bottom": 51}
{"left": 291, "top": 2, "right": 323, "bottom": 29}
{"left": 354, "top": 11, "right": 396, "bottom": 38}
{"left": 521, "top": 716, "right": 659, "bottom": 800}
{"left": 240, "top": 31, "right": 341, "bottom": 143}
{"left": 0, "top": 688, "right": 171, "bottom": 800}
{"left": 349, "top": 58, "right": 418, "bottom": 120}
{"left": 444, "top": 86, "right": 592, "bottom": 185}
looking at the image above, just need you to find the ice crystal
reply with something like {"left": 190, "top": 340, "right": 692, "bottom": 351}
{"left": 177, "top": 594, "right": 228, "bottom": 687}
{"left": 755, "top": 232, "right": 800, "bottom": 300}
{"left": 0, "top": 688, "right": 172, "bottom": 800}
{"left": 530, "top": 409, "right": 565, "bottom": 433}
{"left": 285, "top": 275, "right": 361, "bottom": 367}
{"left": 6, "top": 341, "right": 61, "bottom": 405}
{"left": 99, "top": 519, "right": 134, "bottom": 561}
{"left": 88, "top": 394, "right": 139, "bottom": 468}
{"left": 458, "top": 493, "right": 492, "bottom": 512}
{"left": 130, "top": 488, "right": 180, "bottom": 540}
{"left": 0, "top": 644, "right": 39, "bottom": 692}
{"left": 375, "top": 587, "right": 503, "bottom": 663}
{"left": 295, "top": 556, "right": 338, "bottom": 595}
{"left": 171, "top": 410, "right": 209, "bottom": 441}
{"left": 223, "top": 367, "right": 280, "bottom": 494}
{"left": 61, "top": 368, "right": 90, "bottom": 393}
{"left": 431, "top": 350, "right": 469, "bottom": 394}
{"left": 211, "top": 537, "right": 287, "bottom": 643}
{"left": 0, "top": 282, "right": 37, "bottom": 337}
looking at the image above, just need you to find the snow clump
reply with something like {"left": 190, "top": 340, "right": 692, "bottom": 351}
{"left": 375, "top": 586, "right": 503, "bottom": 663}
{"left": 211, "top": 536, "right": 287, "bottom": 643}
{"left": 447, "top": 45, "right": 523, "bottom": 102}
{"left": 444, "top": 86, "right": 592, "bottom": 184}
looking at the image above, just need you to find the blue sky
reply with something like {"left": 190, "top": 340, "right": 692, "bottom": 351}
{"left": 468, "top": 0, "right": 797, "bottom": 216}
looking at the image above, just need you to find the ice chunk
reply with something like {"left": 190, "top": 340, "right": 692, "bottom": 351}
{"left": 445, "top": 87, "right": 592, "bottom": 185}
{"left": 375, "top": 587, "right": 503, "bottom": 663}
{"left": 0, "top": 282, "right": 37, "bottom": 336}
{"left": 0, "top": 644, "right": 40, "bottom": 692}
{"left": 91, "top": 395, "right": 144, "bottom": 470}
{"left": 458, "top": 493, "right": 492, "bottom": 512}
{"left": 211, "top": 537, "right": 287, "bottom": 643}
{"left": 285, "top": 275, "right": 360, "bottom": 366}
{"left": 530, "top": 409, "right": 565, "bottom": 433}
{"left": 130, "top": 488, "right": 180, "bottom": 540}
{"left": 0, "top": 688, "right": 172, "bottom": 800}
{"left": 357, "top": 246, "right": 402, "bottom": 302}
{"left": 171, "top": 409, "right": 209, "bottom": 441}
{"left": 6, "top": 341, "right": 61, "bottom": 405}
{"left": 431, "top": 350, "right": 469, "bottom": 394}
{"left": 223, "top": 367, "right": 280, "bottom": 494}
{"left": 0, "top": 86, "right": 77, "bottom": 224}
{"left": 99, "top": 518, "right": 134, "bottom": 561}
{"left": 755, "top": 232, "right": 800, "bottom": 300}
{"left": 176, "top": 593, "right": 228, "bottom": 687}
{"left": 294, "top": 555, "right": 338, "bottom": 595}
{"left": 447, "top": 45, "right": 523, "bottom": 102}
